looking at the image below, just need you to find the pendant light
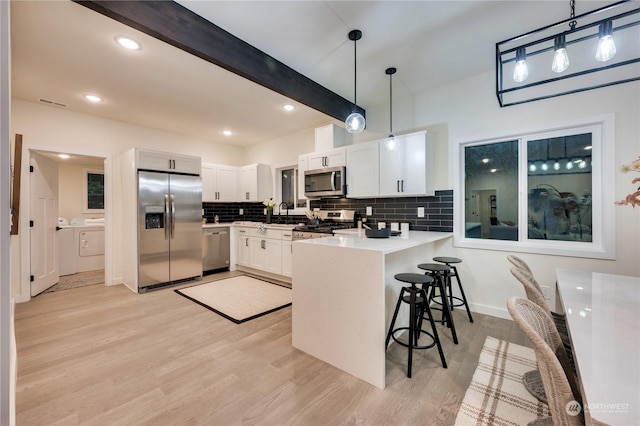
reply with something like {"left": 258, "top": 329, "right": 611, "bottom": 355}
{"left": 595, "top": 20, "right": 616, "bottom": 62}
{"left": 345, "top": 30, "right": 365, "bottom": 133}
{"left": 512, "top": 47, "right": 529, "bottom": 82}
{"left": 552, "top": 34, "right": 570, "bottom": 73}
{"left": 385, "top": 67, "right": 397, "bottom": 150}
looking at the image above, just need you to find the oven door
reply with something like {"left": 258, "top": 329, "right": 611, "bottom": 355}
{"left": 304, "top": 166, "right": 346, "bottom": 198}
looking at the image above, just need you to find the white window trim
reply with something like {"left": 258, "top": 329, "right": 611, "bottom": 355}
{"left": 82, "top": 168, "right": 105, "bottom": 213}
{"left": 273, "top": 165, "right": 309, "bottom": 216}
{"left": 453, "top": 114, "right": 615, "bottom": 260}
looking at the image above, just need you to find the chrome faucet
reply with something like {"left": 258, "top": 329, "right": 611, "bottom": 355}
{"left": 278, "top": 202, "right": 289, "bottom": 223}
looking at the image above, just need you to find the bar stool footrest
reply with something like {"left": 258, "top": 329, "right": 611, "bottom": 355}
{"left": 389, "top": 327, "right": 437, "bottom": 351}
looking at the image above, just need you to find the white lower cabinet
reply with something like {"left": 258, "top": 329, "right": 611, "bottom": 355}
{"left": 281, "top": 231, "right": 293, "bottom": 277}
{"left": 235, "top": 227, "right": 251, "bottom": 267}
{"left": 235, "top": 226, "right": 293, "bottom": 278}
{"left": 248, "top": 228, "right": 284, "bottom": 275}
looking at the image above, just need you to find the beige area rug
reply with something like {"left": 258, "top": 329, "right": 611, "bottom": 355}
{"left": 454, "top": 336, "right": 550, "bottom": 426}
{"left": 43, "top": 269, "right": 104, "bottom": 293}
{"left": 175, "top": 275, "right": 292, "bottom": 323}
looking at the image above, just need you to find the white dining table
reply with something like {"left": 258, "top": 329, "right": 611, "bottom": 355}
{"left": 556, "top": 268, "right": 640, "bottom": 426}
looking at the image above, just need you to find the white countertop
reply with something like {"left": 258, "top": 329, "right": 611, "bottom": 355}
{"left": 203, "top": 222, "right": 298, "bottom": 230}
{"left": 556, "top": 268, "right": 640, "bottom": 425}
{"left": 296, "top": 230, "right": 452, "bottom": 254}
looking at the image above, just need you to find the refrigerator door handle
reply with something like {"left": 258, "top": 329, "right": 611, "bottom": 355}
{"left": 164, "top": 194, "right": 170, "bottom": 240}
{"left": 170, "top": 194, "right": 176, "bottom": 239}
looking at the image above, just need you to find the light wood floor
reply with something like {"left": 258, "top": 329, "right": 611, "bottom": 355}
{"left": 15, "top": 272, "right": 530, "bottom": 425}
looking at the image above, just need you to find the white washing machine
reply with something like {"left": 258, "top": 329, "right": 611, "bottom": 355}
{"left": 57, "top": 224, "right": 105, "bottom": 275}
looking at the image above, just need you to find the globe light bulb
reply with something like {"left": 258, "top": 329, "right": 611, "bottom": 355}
{"left": 345, "top": 112, "right": 365, "bottom": 133}
{"left": 529, "top": 163, "right": 537, "bottom": 172}
{"left": 554, "top": 161, "right": 561, "bottom": 171}
{"left": 552, "top": 35, "right": 570, "bottom": 73}
{"left": 541, "top": 162, "right": 549, "bottom": 171}
{"left": 385, "top": 135, "right": 397, "bottom": 150}
{"left": 596, "top": 21, "right": 616, "bottom": 62}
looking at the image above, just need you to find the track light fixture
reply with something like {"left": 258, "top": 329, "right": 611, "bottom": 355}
{"left": 497, "top": 0, "right": 639, "bottom": 107}
{"left": 345, "top": 29, "right": 365, "bottom": 133}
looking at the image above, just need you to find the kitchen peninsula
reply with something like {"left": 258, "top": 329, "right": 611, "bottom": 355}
{"left": 291, "top": 230, "right": 453, "bottom": 389}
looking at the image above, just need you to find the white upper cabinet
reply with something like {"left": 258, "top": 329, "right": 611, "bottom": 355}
{"left": 346, "top": 141, "right": 379, "bottom": 198}
{"left": 238, "top": 164, "right": 272, "bottom": 202}
{"left": 308, "top": 124, "right": 347, "bottom": 169}
{"left": 202, "top": 163, "right": 237, "bottom": 202}
{"left": 307, "top": 148, "right": 346, "bottom": 169}
{"left": 137, "top": 149, "right": 201, "bottom": 175}
{"left": 378, "top": 131, "right": 435, "bottom": 197}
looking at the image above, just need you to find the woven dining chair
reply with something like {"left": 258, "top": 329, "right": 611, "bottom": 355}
{"left": 507, "top": 297, "right": 584, "bottom": 426}
{"left": 510, "top": 266, "right": 576, "bottom": 403}
{"left": 507, "top": 255, "right": 568, "bottom": 331}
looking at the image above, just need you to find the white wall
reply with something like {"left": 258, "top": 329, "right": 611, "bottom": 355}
{"left": 58, "top": 162, "right": 105, "bottom": 222}
{"left": 367, "top": 71, "right": 640, "bottom": 318}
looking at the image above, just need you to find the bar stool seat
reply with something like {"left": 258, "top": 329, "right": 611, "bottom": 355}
{"left": 385, "top": 273, "right": 447, "bottom": 378}
{"left": 433, "top": 256, "right": 474, "bottom": 323}
{"left": 417, "top": 263, "right": 458, "bottom": 344}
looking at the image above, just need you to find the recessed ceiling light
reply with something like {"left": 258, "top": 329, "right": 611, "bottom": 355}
{"left": 83, "top": 94, "right": 103, "bottom": 103}
{"left": 57, "top": 154, "right": 71, "bottom": 159}
{"left": 282, "top": 104, "right": 295, "bottom": 111}
{"left": 482, "top": 158, "right": 489, "bottom": 163}
{"left": 115, "top": 36, "right": 141, "bottom": 50}
{"left": 490, "top": 168, "right": 497, "bottom": 173}
{"left": 222, "top": 130, "right": 233, "bottom": 136}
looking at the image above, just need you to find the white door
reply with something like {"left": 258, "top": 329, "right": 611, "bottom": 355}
{"left": 30, "top": 152, "right": 59, "bottom": 296}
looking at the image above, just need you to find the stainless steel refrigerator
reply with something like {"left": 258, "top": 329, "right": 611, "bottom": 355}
{"left": 138, "top": 170, "right": 202, "bottom": 290}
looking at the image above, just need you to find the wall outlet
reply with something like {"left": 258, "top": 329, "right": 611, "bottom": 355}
{"left": 366, "top": 206, "right": 372, "bottom": 216}
{"left": 239, "top": 208, "right": 243, "bottom": 215}
{"left": 417, "top": 207, "right": 425, "bottom": 218}
{"left": 540, "top": 285, "right": 551, "bottom": 300}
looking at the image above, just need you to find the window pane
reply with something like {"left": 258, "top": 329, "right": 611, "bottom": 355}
{"left": 464, "top": 140, "right": 519, "bottom": 240}
{"left": 87, "top": 172, "right": 104, "bottom": 210}
{"left": 281, "top": 168, "right": 295, "bottom": 209}
{"left": 527, "top": 134, "right": 592, "bottom": 241}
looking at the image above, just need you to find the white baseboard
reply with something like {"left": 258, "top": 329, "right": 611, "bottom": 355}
{"left": 468, "top": 302, "right": 511, "bottom": 320}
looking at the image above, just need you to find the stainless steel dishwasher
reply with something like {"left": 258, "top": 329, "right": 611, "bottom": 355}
{"left": 202, "top": 227, "right": 230, "bottom": 273}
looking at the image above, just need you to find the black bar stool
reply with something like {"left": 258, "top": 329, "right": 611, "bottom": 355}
{"left": 417, "top": 263, "right": 458, "bottom": 345}
{"left": 433, "top": 256, "right": 474, "bottom": 323}
{"left": 385, "top": 273, "right": 447, "bottom": 378}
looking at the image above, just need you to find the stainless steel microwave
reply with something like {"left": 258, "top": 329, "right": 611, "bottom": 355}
{"left": 304, "top": 166, "right": 346, "bottom": 198}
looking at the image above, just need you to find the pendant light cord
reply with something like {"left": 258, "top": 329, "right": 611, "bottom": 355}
{"left": 569, "top": 0, "right": 577, "bottom": 30}
{"left": 389, "top": 72, "right": 393, "bottom": 134}
{"left": 353, "top": 36, "right": 357, "bottom": 107}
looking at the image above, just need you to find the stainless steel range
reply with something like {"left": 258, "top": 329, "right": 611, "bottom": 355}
{"left": 292, "top": 209, "right": 357, "bottom": 241}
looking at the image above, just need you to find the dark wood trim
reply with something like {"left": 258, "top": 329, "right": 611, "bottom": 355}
{"left": 73, "top": 1, "right": 365, "bottom": 123}
{"left": 10, "top": 134, "right": 22, "bottom": 236}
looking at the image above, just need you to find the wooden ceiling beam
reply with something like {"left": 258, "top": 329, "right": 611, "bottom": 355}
{"left": 73, "top": 0, "right": 365, "bottom": 124}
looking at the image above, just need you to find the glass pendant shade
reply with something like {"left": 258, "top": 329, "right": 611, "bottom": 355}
{"left": 346, "top": 112, "right": 366, "bottom": 133}
{"left": 552, "top": 35, "right": 570, "bottom": 73}
{"left": 595, "top": 21, "right": 616, "bottom": 62}
{"left": 513, "top": 48, "right": 529, "bottom": 82}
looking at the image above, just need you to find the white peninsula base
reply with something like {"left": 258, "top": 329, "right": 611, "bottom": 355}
{"left": 292, "top": 231, "right": 453, "bottom": 389}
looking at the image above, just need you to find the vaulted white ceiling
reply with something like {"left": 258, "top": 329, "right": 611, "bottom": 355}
{"left": 11, "top": 1, "right": 613, "bottom": 147}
